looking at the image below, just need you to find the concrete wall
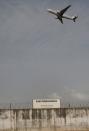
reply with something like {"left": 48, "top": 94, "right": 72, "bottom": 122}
{"left": 0, "top": 108, "right": 89, "bottom": 130}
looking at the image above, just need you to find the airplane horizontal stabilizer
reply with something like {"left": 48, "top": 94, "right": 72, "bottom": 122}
{"left": 73, "top": 16, "right": 78, "bottom": 22}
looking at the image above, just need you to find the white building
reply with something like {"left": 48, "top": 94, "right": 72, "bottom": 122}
{"left": 32, "top": 99, "right": 61, "bottom": 109}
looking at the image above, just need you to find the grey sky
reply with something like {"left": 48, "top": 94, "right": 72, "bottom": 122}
{"left": 0, "top": 0, "right": 89, "bottom": 104}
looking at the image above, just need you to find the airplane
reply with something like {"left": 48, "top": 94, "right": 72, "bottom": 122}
{"left": 47, "top": 5, "right": 78, "bottom": 24}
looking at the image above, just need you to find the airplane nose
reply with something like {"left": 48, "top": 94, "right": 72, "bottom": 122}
{"left": 47, "top": 9, "right": 51, "bottom": 12}
{"left": 47, "top": 9, "right": 50, "bottom": 11}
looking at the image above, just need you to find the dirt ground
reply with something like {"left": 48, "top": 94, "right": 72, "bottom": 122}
{"left": 0, "top": 128, "right": 89, "bottom": 131}
{"left": 0, "top": 127, "right": 89, "bottom": 131}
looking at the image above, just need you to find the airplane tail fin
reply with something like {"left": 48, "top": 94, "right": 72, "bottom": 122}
{"left": 72, "top": 16, "right": 78, "bottom": 22}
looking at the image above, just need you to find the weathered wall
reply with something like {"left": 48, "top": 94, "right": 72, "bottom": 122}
{"left": 0, "top": 108, "right": 89, "bottom": 130}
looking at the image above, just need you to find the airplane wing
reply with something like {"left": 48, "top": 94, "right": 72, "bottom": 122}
{"left": 59, "top": 5, "right": 71, "bottom": 16}
{"left": 59, "top": 18, "right": 63, "bottom": 24}
{"left": 56, "top": 17, "right": 63, "bottom": 24}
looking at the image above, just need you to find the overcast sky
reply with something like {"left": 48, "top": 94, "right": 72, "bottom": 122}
{"left": 0, "top": 0, "right": 89, "bottom": 105}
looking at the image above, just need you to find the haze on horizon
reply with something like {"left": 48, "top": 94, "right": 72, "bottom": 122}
{"left": 0, "top": 0, "right": 89, "bottom": 104}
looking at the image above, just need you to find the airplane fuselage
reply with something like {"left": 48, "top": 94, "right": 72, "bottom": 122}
{"left": 47, "top": 9, "right": 57, "bottom": 15}
{"left": 48, "top": 9, "right": 73, "bottom": 21}
{"left": 62, "top": 14, "right": 74, "bottom": 20}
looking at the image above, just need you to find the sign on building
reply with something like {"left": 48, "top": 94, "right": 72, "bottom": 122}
{"left": 32, "top": 99, "right": 60, "bottom": 109}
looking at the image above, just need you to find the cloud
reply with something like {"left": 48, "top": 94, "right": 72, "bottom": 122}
{"left": 48, "top": 92, "right": 62, "bottom": 99}
{"left": 70, "top": 89, "right": 89, "bottom": 101}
